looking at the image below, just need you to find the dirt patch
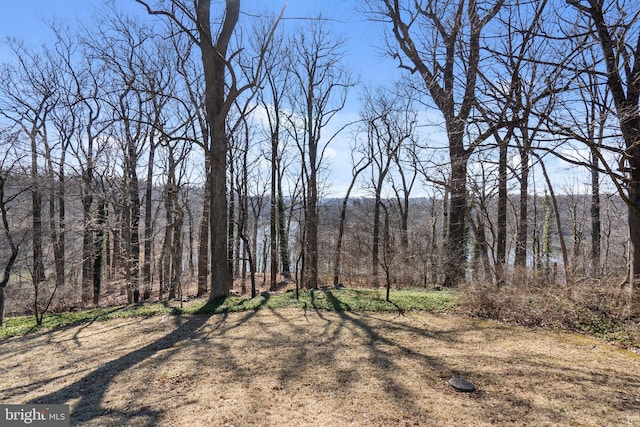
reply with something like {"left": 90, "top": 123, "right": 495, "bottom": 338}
{"left": 1, "top": 309, "right": 639, "bottom": 426}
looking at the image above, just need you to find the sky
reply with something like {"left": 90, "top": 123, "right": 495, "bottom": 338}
{"left": 0, "top": 0, "right": 400, "bottom": 90}
{"left": 0, "top": 0, "right": 409, "bottom": 197}
{"left": 0, "top": 1, "right": 597, "bottom": 197}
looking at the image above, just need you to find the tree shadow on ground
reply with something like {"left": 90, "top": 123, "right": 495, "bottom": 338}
{"left": 26, "top": 298, "right": 236, "bottom": 426}
{"left": 17, "top": 292, "right": 638, "bottom": 425}
{"left": 321, "top": 291, "right": 454, "bottom": 413}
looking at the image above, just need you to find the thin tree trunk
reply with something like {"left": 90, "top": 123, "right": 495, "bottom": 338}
{"left": 590, "top": 148, "right": 601, "bottom": 277}
{"left": 334, "top": 160, "right": 370, "bottom": 286}
{"left": 470, "top": 210, "right": 491, "bottom": 282}
{"left": 304, "top": 128, "right": 319, "bottom": 290}
{"left": 0, "top": 172, "right": 19, "bottom": 326}
{"left": 162, "top": 159, "right": 177, "bottom": 299}
{"left": 45, "top": 140, "right": 65, "bottom": 297}
{"left": 128, "top": 149, "right": 141, "bottom": 304}
{"left": 276, "top": 174, "right": 291, "bottom": 277}
{"left": 382, "top": 202, "right": 392, "bottom": 302}
{"left": 93, "top": 199, "right": 106, "bottom": 305}
{"left": 186, "top": 194, "right": 195, "bottom": 279}
{"left": 171, "top": 201, "right": 184, "bottom": 300}
{"left": 227, "top": 153, "right": 236, "bottom": 281}
{"left": 30, "top": 134, "right": 46, "bottom": 304}
{"left": 81, "top": 194, "right": 94, "bottom": 305}
{"left": 536, "top": 154, "right": 569, "bottom": 282}
{"left": 372, "top": 193, "right": 382, "bottom": 285}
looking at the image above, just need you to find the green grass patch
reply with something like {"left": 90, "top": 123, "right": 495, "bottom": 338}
{"left": 577, "top": 316, "right": 640, "bottom": 349}
{"left": 0, "top": 304, "right": 179, "bottom": 339}
{"left": 194, "top": 288, "right": 457, "bottom": 314}
{"left": 0, "top": 288, "right": 457, "bottom": 339}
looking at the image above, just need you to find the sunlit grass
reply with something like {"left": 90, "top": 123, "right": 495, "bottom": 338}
{"left": 195, "top": 288, "right": 457, "bottom": 313}
{"left": 0, "top": 287, "right": 457, "bottom": 339}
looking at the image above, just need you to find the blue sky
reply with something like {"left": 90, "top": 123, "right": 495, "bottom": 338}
{"left": 0, "top": 0, "right": 408, "bottom": 197}
{"left": 0, "top": 0, "right": 399, "bottom": 91}
{"left": 0, "top": 1, "right": 591, "bottom": 197}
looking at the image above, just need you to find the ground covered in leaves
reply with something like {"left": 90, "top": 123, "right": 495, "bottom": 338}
{"left": 2, "top": 308, "right": 639, "bottom": 426}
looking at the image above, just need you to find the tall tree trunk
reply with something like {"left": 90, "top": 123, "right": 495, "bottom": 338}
{"left": 44, "top": 138, "right": 66, "bottom": 297}
{"left": 227, "top": 152, "right": 236, "bottom": 281}
{"left": 128, "top": 148, "right": 141, "bottom": 304}
{"left": 382, "top": 202, "right": 392, "bottom": 302}
{"left": 80, "top": 132, "right": 96, "bottom": 304}
{"left": 110, "top": 201, "right": 123, "bottom": 280}
{"left": 0, "top": 172, "right": 19, "bottom": 326}
{"left": 239, "top": 180, "right": 249, "bottom": 295}
{"left": 30, "top": 134, "right": 46, "bottom": 303}
{"left": 269, "top": 132, "right": 278, "bottom": 291}
{"left": 197, "top": 161, "right": 210, "bottom": 297}
{"left": 537, "top": 154, "right": 569, "bottom": 282}
{"left": 171, "top": 201, "right": 184, "bottom": 300}
{"left": 304, "top": 153, "right": 319, "bottom": 289}
{"left": 162, "top": 172, "right": 175, "bottom": 299}
{"left": 81, "top": 193, "right": 94, "bottom": 305}
{"left": 186, "top": 194, "right": 195, "bottom": 279}
{"left": 372, "top": 193, "right": 382, "bottom": 285}
{"left": 334, "top": 161, "right": 370, "bottom": 286}
{"left": 93, "top": 199, "right": 106, "bottom": 305}
{"left": 444, "top": 135, "right": 469, "bottom": 287}
{"left": 514, "top": 144, "right": 529, "bottom": 269}
{"left": 590, "top": 148, "right": 601, "bottom": 277}
{"left": 276, "top": 172, "right": 291, "bottom": 277}
{"left": 470, "top": 210, "right": 491, "bottom": 282}
{"left": 496, "top": 132, "right": 508, "bottom": 285}
{"left": 142, "top": 139, "right": 156, "bottom": 301}
{"left": 195, "top": 0, "right": 239, "bottom": 300}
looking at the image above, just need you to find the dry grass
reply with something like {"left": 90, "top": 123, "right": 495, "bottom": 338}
{"left": 1, "top": 309, "right": 639, "bottom": 426}
{"left": 460, "top": 278, "right": 640, "bottom": 348}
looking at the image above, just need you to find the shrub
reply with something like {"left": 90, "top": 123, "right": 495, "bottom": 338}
{"left": 459, "top": 276, "right": 640, "bottom": 348}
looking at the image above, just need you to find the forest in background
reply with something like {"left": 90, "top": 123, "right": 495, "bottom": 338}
{"left": 1, "top": 0, "right": 640, "bottom": 325}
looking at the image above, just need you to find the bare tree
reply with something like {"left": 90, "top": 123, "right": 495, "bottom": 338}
{"left": 359, "top": 85, "right": 416, "bottom": 284}
{"left": 371, "top": 0, "right": 505, "bottom": 286}
{"left": 135, "top": 0, "right": 282, "bottom": 300}
{"left": 390, "top": 140, "right": 418, "bottom": 254}
{"left": 333, "top": 148, "right": 371, "bottom": 287}
{"left": 256, "top": 25, "right": 292, "bottom": 290}
{"left": 94, "top": 19, "right": 153, "bottom": 304}
{"left": 475, "top": 0, "right": 562, "bottom": 283}
{"left": 0, "top": 41, "right": 58, "bottom": 320}
{"left": 564, "top": 0, "right": 640, "bottom": 298}
{"left": 168, "top": 28, "right": 210, "bottom": 297}
{"left": 287, "top": 20, "right": 353, "bottom": 289}
{"left": 53, "top": 26, "right": 110, "bottom": 306}
{"left": 141, "top": 48, "right": 176, "bottom": 301}
{"left": 0, "top": 133, "right": 22, "bottom": 326}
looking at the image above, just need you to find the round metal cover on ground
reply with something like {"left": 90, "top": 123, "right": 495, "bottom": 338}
{"left": 448, "top": 377, "right": 476, "bottom": 392}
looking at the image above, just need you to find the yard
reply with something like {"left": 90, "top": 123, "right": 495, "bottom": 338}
{"left": 1, "top": 307, "right": 639, "bottom": 426}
